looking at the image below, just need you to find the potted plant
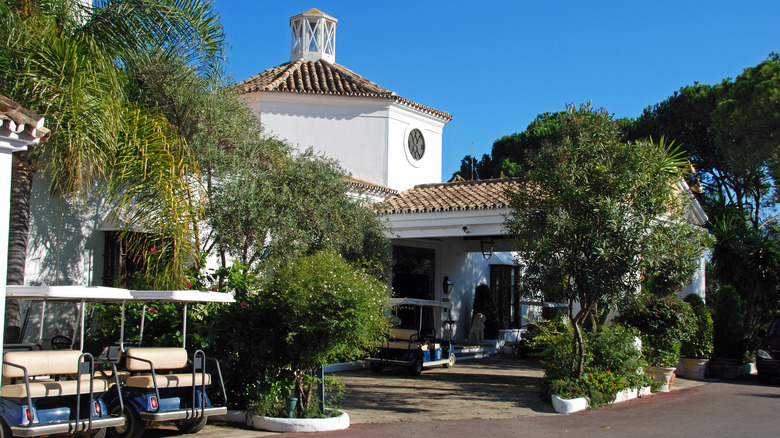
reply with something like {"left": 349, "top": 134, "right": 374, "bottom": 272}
{"left": 710, "top": 285, "right": 745, "bottom": 378}
{"left": 617, "top": 295, "right": 693, "bottom": 392}
{"left": 680, "top": 294, "right": 713, "bottom": 379}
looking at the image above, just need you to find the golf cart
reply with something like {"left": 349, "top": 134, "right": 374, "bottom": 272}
{"left": 103, "top": 289, "right": 233, "bottom": 438}
{"left": 2, "top": 285, "right": 129, "bottom": 437}
{"left": 368, "top": 298, "right": 455, "bottom": 375}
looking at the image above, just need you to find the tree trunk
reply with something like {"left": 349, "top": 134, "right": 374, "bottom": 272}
{"left": 294, "top": 370, "right": 313, "bottom": 415}
{"left": 5, "top": 152, "right": 36, "bottom": 343}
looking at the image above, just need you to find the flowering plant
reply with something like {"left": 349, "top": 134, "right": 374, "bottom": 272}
{"left": 534, "top": 322, "right": 653, "bottom": 408}
{"left": 549, "top": 369, "right": 652, "bottom": 407}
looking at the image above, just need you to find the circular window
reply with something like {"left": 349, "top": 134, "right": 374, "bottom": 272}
{"left": 407, "top": 128, "right": 425, "bottom": 161}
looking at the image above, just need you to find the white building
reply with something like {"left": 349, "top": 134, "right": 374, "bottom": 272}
{"left": 236, "top": 9, "right": 535, "bottom": 343}
{"left": 237, "top": 9, "right": 451, "bottom": 193}
{"left": 13, "top": 8, "right": 707, "bottom": 346}
{"left": 236, "top": 9, "right": 708, "bottom": 343}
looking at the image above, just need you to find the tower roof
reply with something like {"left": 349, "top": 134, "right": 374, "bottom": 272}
{"left": 237, "top": 59, "right": 452, "bottom": 121}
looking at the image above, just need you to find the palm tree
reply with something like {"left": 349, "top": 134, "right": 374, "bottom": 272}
{"left": 0, "top": 0, "right": 224, "bottom": 341}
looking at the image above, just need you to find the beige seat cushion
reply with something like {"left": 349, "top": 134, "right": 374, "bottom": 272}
{"left": 388, "top": 328, "right": 419, "bottom": 341}
{"left": 124, "top": 373, "right": 211, "bottom": 389}
{"left": 2, "top": 350, "right": 82, "bottom": 378}
{"left": 124, "top": 348, "right": 188, "bottom": 371}
{"left": 383, "top": 341, "right": 428, "bottom": 351}
{"left": 1, "top": 377, "right": 110, "bottom": 398}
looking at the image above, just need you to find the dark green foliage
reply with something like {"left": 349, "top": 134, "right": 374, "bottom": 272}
{"left": 587, "top": 324, "right": 647, "bottom": 377}
{"left": 453, "top": 112, "right": 566, "bottom": 180}
{"left": 616, "top": 295, "right": 694, "bottom": 367}
{"left": 533, "top": 322, "right": 652, "bottom": 408}
{"left": 712, "top": 285, "right": 746, "bottom": 359}
{"left": 630, "top": 55, "right": 780, "bottom": 337}
{"left": 472, "top": 283, "right": 499, "bottom": 340}
{"left": 506, "top": 104, "right": 708, "bottom": 374}
{"left": 709, "top": 208, "right": 780, "bottom": 339}
{"left": 681, "top": 294, "right": 713, "bottom": 358}
{"left": 208, "top": 251, "right": 391, "bottom": 414}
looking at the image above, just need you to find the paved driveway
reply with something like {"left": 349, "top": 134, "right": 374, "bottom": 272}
{"left": 336, "top": 354, "right": 553, "bottom": 423}
{"left": 145, "top": 354, "right": 705, "bottom": 437}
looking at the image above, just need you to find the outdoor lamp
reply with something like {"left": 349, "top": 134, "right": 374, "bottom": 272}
{"left": 442, "top": 276, "right": 454, "bottom": 296}
{"left": 480, "top": 237, "right": 494, "bottom": 260}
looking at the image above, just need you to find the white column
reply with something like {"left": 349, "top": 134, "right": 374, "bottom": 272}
{"left": 0, "top": 140, "right": 30, "bottom": 385}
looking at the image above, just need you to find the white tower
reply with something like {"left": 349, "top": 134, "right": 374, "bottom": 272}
{"left": 290, "top": 9, "right": 338, "bottom": 64}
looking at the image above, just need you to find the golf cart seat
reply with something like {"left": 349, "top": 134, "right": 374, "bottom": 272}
{"left": 1, "top": 350, "right": 110, "bottom": 398}
{"left": 122, "top": 347, "right": 212, "bottom": 389}
{"left": 379, "top": 328, "right": 440, "bottom": 351}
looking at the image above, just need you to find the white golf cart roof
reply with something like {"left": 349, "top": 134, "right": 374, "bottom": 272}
{"left": 391, "top": 297, "right": 452, "bottom": 309}
{"left": 6, "top": 285, "right": 134, "bottom": 301}
{"left": 130, "top": 290, "right": 235, "bottom": 304}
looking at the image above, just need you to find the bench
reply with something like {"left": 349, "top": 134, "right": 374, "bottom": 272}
{"left": 122, "top": 347, "right": 212, "bottom": 389}
{"left": 381, "top": 328, "right": 440, "bottom": 351}
{"left": 1, "top": 350, "right": 109, "bottom": 398}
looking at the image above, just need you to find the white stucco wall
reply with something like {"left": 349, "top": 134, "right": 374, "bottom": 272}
{"left": 394, "top": 237, "right": 493, "bottom": 343}
{"left": 23, "top": 175, "right": 107, "bottom": 286}
{"left": 242, "top": 92, "right": 446, "bottom": 191}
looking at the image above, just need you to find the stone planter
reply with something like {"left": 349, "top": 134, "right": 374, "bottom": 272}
{"left": 551, "top": 394, "right": 588, "bottom": 414}
{"left": 680, "top": 357, "right": 709, "bottom": 380}
{"left": 251, "top": 410, "right": 350, "bottom": 433}
{"left": 552, "top": 386, "right": 652, "bottom": 414}
{"left": 646, "top": 366, "right": 677, "bottom": 392}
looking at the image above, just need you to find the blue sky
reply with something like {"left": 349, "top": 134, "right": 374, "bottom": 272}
{"left": 212, "top": 0, "right": 780, "bottom": 180}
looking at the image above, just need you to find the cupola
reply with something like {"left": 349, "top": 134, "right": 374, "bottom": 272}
{"left": 290, "top": 9, "right": 338, "bottom": 63}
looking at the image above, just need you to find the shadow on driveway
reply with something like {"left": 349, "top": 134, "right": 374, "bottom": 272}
{"left": 332, "top": 354, "right": 556, "bottom": 423}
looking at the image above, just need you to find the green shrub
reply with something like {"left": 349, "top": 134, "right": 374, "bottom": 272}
{"left": 681, "top": 294, "right": 713, "bottom": 358}
{"left": 209, "top": 250, "right": 391, "bottom": 415}
{"left": 712, "top": 285, "right": 745, "bottom": 359}
{"left": 616, "top": 295, "right": 693, "bottom": 367}
{"left": 532, "top": 321, "right": 652, "bottom": 408}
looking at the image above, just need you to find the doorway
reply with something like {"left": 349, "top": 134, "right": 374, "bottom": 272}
{"left": 392, "top": 245, "right": 435, "bottom": 332}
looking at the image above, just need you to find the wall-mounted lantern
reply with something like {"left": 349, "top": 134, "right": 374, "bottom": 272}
{"left": 442, "top": 276, "right": 454, "bottom": 296}
{"left": 480, "top": 238, "right": 494, "bottom": 260}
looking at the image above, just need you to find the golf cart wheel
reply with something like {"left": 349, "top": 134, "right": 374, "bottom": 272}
{"left": 410, "top": 359, "right": 423, "bottom": 376}
{"left": 370, "top": 361, "right": 384, "bottom": 374}
{"left": 758, "top": 372, "right": 770, "bottom": 383}
{"left": 444, "top": 353, "right": 456, "bottom": 368}
{"left": 176, "top": 416, "right": 207, "bottom": 434}
{"left": 108, "top": 400, "right": 146, "bottom": 438}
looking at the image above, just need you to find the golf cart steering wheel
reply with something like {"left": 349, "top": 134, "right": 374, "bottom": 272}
{"left": 51, "top": 335, "right": 72, "bottom": 350}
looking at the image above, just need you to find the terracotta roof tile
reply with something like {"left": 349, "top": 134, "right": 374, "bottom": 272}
{"left": 376, "top": 179, "right": 520, "bottom": 214}
{"left": 0, "top": 94, "right": 50, "bottom": 142}
{"left": 345, "top": 177, "right": 398, "bottom": 196}
{"left": 238, "top": 59, "right": 452, "bottom": 122}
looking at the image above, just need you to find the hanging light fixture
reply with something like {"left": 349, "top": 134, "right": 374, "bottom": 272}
{"left": 480, "top": 238, "right": 494, "bottom": 260}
